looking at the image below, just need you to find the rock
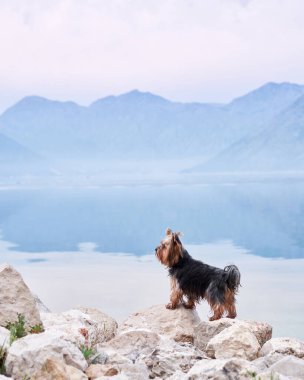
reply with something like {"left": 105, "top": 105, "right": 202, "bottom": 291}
{"left": 194, "top": 318, "right": 272, "bottom": 351}
{"left": 102, "top": 330, "right": 160, "bottom": 362}
{"left": 76, "top": 307, "right": 118, "bottom": 341}
{"left": 95, "top": 376, "right": 128, "bottom": 380}
{"left": 206, "top": 324, "right": 260, "bottom": 361}
{"left": 168, "top": 357, "right": 259, "bottom": 380}
{"left": 86, "top": 362, "right": 148, "bottom": 380}
{"left": 41, "top": 308, "right": 117, "bottom": 347}
{"left": 267, "top": 356, "right": 304, "bottom": 378}
{"left": 259, "top": 337, "right": 304, "bottom": 359}
{"left": 0, "top": 327, "right": 10, "bottom": 349}
{"left": 31, "top": 358, "right": 88, "bottom": 380}
{"left": 252, "top": 352, "right": 286, "bottom": 372}
{"left": 140, "top": 338, "right": 207, "bottom": 379}
{"left": 0, "top": 376, "right": 12, "bottom": 380}
{"left": 120, "top": 304, "right": 200, "bottom": 344}
{"left": 33, "top": 294, "right": 51, "bottom": 313}
{"left": 0, "top": 264, "right": 42, "bottom": 331}
{"left": 5, "top": 331, "right": 87, "bottom": 379}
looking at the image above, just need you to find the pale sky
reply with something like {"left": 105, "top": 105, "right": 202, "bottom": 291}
{"left": 1, "top": 0, "right": 304, "bottom": 112}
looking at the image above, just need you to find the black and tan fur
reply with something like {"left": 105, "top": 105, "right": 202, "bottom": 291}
{"left": 155, "top": 229, "right": 241, "bottom": 321}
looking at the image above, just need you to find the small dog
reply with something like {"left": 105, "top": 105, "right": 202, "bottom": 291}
{"left": 155, "top": 229, "right": 241, "bottom": 321}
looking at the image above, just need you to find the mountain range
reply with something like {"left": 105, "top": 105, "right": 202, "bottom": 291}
{"left": 1, "top": 81, "right": 304, "bottom": 178}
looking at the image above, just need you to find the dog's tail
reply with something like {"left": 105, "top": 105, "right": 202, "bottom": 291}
{"left": 224, "top": 265, "right": 241, "bottom": 293}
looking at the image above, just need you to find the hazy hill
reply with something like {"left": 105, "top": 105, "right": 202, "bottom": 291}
{"left": 0, "top": 129, "right": 45, "bottom": 176}
{"left": 1, "top": 82, "right": 304, "bottom": 173}
{"left": 192, "top": 91, "right": 304, "bottom": 172}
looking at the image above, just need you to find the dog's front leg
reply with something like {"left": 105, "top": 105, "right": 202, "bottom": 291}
{"left": 166, "top": 276, "right": 183, "bottom": 309}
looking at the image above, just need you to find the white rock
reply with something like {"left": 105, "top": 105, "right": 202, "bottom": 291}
{"left": 86, "top": 362, "right": 148, "bottom": 380}
{"left": 102, "top": 330, "right": 160, "bottom": 362}
{"left": 0, "top": 327, "right": 10, "bottom": 349}
{"left": 259, "top": 337, "right": 304, "bottom": 359}
{"left": 41, "top": 308, "right": 117, "bottom": 346}
{"left": 0, "top": 376, "right": 12, "bottom": 380}
{"left": 140, "top": 337, "right": 206, "bottom": 379}
{"left": 76, "top": 307, "right": 117, "bottom": 341}
{"left": 194, "top": 318, "right": 272, "bottom": 351}
{"left": 33, "top": 294, "right": 51, "bottom": 313}
{"left": 206, "top": 324, "right": 260, "bottom": 361}
{"left": 0, "top": 264, "right": 42, "bottom": 330}
{"left": 5, "top": 331, "right": 87, "bottom": 379}
{"left": 31, "top": 358, "right": 88, "bottom": 380}
{"left": 168, "top": 357, "right": 259, "bottom": 380}
{"left": 268, "top": 356, "right": 304, "bottom": 378}
{"left": 120, "top": 304, "right": 200, "bottom": 343}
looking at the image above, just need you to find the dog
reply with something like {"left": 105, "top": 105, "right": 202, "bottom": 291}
{"left": 155, "top": 228, "right": 241, "bottom": 321}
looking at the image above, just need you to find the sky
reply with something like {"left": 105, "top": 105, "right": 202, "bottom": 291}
{"left": 1, "top": 0, "right": 304, "bottom": 112}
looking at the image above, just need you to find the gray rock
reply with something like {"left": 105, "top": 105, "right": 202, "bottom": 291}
{"left": 101, "top": 330, "right": 160, "bottom": 362}
{"left": 76, "top": 307, "right": 118, "bottom": 341}
{"left": 194, "top": 318, "right": 272, "bottom": 351}
{"left": 259, "top": 337, "right": 304, "bottom": 359}
{"left": 168, "top": 357, "right": 259, "bottom": 380}
{"left": 141, "top": 338, "right": 206, "bottom": 379}
{"left": 5, "top": 331, "right": 87, "bottom": 379}
{"left": 33, "top": 294, "right": 51, "bottom": 313}
{"left": 206, "top": 324, "right": 260, "bottom": 361}
{"left": 31, "top": 358, "right": 88, "bottom": 380}
{"left": 41, "top": 308, "right": 117, "bottom": 347}
{"left": 0, "top": 264, "right": 42, "bottom": 331}
{"left": 120, "top": 304, "right": 201, "bottom": 344}
{"left": 268, "top": 356, "right": 304, "bottom": 378}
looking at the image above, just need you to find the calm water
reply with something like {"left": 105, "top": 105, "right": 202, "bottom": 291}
{"left": 0, "top": 181, "right": 304, "bottom": 339}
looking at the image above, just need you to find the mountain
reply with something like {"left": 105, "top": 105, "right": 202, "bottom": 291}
{"left": 1, "top": 82, "right": 304, "bottom": 173}
{"left": 0, "top": 128, "right": 46, "bottom": 177}
{"left": 192, "top": 91, "right": 304, "bottom": 172}
{"left": 0, "top": 131, "right": 38, "bottom": 163}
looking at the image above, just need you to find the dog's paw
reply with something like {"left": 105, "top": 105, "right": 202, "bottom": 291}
{"left": 165, "top": 302, "right": 176, "bottom": 309}
{"left": 182, "top": 302, "right": 195, "bottom": 309}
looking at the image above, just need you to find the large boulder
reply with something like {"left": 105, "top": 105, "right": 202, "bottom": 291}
{"left": 120, "top": 304, "right": 200, "bottom": 343}
{"left": 194, "top": 318, "right": 272, "bottom": 351}
{"left": 5, "top": 331, "right": 87, "bottom": 379}
{"left": 168, "top": 358, "right": 259, "bottom": 380}
{"left": 206, "top": 324, "right": 260, "bottom": 361}
{"left": 0, "top": 264, "right": 42, "bottom": 331}
{"left": 259, "top": 337, "right": 304, "bottom": 359}
{"left": 31, "top": 358, "right": 88, "bottom": 380}
{"left": 41, "top": 308, "right": 117, "bottom": 346}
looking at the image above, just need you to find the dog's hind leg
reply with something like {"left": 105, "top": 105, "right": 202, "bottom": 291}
{"left": 166, "top": 277, "right": 183, "bottom": 309}
{"left": 209, "top": 303, "right": 225, "bottom": 321}
{"left": 225, "top": 290, "right": 237, "bottom": 319}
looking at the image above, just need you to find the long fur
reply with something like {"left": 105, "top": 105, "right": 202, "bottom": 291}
{"left": 155, "top": 230, "right": 241, "bottom": 320}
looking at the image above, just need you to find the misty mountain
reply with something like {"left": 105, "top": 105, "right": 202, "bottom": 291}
{"left": 0, "top": 129, "right": 47, "bottom": 176}
{"left": 192, "top": 91, "right": 304, "bottom": 172}
{"left": 1, "top": 82, "right": 304, "bottom": 172}
{"left": 0, "top": 131, "right": 37, "bottom": 163}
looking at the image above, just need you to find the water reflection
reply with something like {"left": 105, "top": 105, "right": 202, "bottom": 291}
{"left": 0, "top": 182, "right": 304, "bottom": 258}
{"left": 1, "top": 240, "right": 303, "bottom": 340}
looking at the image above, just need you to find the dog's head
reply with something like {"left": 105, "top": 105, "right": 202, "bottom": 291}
{"left": 155, "top": 228, "right": 183, "bottom": 267}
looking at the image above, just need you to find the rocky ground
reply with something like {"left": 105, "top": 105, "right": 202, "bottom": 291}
{"left": 0, "top": 263, "right": 304, "bottom": 380}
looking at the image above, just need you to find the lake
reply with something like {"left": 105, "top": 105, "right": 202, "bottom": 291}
{"left": 0, "top": 180, "right": 303, "bottom": 339}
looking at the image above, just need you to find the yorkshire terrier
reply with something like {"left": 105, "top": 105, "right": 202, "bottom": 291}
{"left": 155, "top": 229, "right": 241, "bottom": 321}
